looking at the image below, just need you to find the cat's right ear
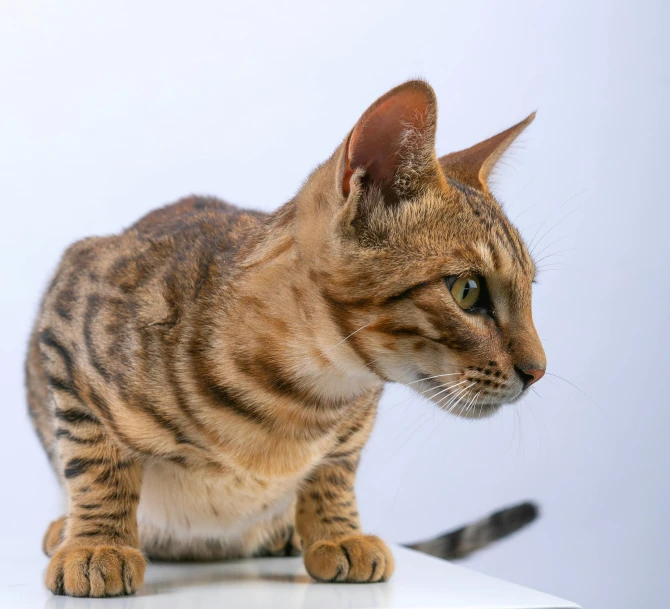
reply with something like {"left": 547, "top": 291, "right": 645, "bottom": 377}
{"left": 337, "top": 80, "right": 440, "bottom": 206}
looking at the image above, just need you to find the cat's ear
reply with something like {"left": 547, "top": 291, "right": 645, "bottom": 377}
{"left": 339, "top": 80, "right": 439, "bottom": 204}
{"left": 438, "top": 113, "right": 535, "bottom": 192}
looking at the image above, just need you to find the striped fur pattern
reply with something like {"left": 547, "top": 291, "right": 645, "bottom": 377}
{"left": 26, "top": 80, "right": 546, "bottom": 597}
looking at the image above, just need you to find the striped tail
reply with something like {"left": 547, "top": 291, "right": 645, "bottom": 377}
{"left": 405, "top": 501, "right": 539, "bottom": 560}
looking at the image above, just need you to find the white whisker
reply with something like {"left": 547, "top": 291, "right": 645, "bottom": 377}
{"left": 423, "top": 379, "right": 468, "bottom": 402}
{"left": 403, "top": 372, "right": 462, "bottom": 387}
{"left": 318, "top": 322, "right": 374, "bottom": 360}
{"left": 439, "top": 382, "right": 476, "bottom": 414}
{"left": 444, "top": 383, "right": 476, "bottom": 415}
{"left": 379, "top": 377, "right": 466, "bottom": 416}
{"left": 464, "top": 391, "right": 480, "bottom": 417}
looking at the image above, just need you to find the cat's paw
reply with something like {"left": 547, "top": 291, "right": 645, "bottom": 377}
{"left": 45, "top": 544, "right": 145, "bottom": 597}
{"left": 304, "top": 535, "right": 394, "bottom": 583}
{"left": 42, "top": 516, "right": 67, "bottom": 556}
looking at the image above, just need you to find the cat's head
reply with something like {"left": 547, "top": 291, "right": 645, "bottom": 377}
{"left": 298, "top": 80, "right": 545, "bottom": 418}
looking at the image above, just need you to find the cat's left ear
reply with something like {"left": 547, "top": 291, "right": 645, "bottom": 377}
{"left": 438, "top": 113, "right": 535, "bottom": 192}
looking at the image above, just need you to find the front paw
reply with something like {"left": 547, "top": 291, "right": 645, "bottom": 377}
{"left": 45, "top": 544, "right": 145, "bottom": 597}
{"left": 304, "top": 535, "right": 394, "bottom": 583}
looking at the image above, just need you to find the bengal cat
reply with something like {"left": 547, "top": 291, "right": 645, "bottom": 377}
{"left": 26, "top": 80, "right": 546, "bottom": 597}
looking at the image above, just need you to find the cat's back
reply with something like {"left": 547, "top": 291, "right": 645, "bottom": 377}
{"left": 129, "top": 195, "right": 267, "bottom": 247}
{"left": 52, "top": 195, "right": 267, "bottom": 307}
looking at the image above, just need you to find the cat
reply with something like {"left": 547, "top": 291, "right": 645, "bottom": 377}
{"left": 26, "top": 79, "right": 546, "bottom": 597}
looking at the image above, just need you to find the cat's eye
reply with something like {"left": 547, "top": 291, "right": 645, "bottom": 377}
{"left": 449, "top": 275, "right": 482, "bottom": 310}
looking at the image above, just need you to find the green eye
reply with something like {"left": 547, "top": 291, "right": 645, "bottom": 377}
{"left": 450, "top": 275, "right": 481, "bottom": 310}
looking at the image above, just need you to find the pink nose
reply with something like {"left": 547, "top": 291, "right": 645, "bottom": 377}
{"left": 515, "top": 366, "right": 545, "bottom": 389}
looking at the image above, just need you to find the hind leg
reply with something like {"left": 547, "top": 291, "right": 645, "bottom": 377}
{"left": 258, "top": 526, "right": 302, "bottom": 557}
{"left": 43, "top": 516, "right": 67, "bottom": 556}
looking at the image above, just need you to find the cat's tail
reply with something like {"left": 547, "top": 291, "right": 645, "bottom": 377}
{"left": 404, "top": 501, "right": 538, "bottom": 560}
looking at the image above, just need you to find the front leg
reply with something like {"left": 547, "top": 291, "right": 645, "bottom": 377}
{"left": 297, "top": 439, "right": 394, "bottom": 583}
{"left": 45, "top": 393, "right": 145, "bottom": 597}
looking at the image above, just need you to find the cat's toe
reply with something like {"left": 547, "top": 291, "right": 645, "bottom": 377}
{"left": 304, "top": 535, "right": 394, "bottom": 583}
{"left": 45, "top": 544, "right": 145, "bottom": 597}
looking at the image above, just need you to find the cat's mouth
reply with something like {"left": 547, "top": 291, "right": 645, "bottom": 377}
{"left": 413, "top": 375, "right": 506, "bottom": 419}
{"left": 411, "top": 373, "right": 517, "bottom": 418}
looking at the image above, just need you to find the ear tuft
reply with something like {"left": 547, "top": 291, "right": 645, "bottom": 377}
{"left": 439, "top": 112, "right": 535, "bottom": 192}
{"left": 342, "top": 80, "right": 438, "bottom": 201}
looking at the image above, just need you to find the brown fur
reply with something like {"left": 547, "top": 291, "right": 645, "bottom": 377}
{"left": 26, "top": 80, "right": 545, "bottom": 596}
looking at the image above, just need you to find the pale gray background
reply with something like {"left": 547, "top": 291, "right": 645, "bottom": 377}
{"left": 1, "top": 2, "right": 668, "bottom": 608}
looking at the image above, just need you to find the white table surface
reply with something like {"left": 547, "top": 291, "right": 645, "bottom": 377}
{"left": 1, "top": 545, "right": 581, "bottom": 609}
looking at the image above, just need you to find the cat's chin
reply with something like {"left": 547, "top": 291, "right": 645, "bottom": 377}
{"left": 410, "top": 377, "right": 503, "bottom": 419}
{"left": 453, "top": 388, "right": 528, "bottom": 418}
{"left": 450, "top": 401, "right": 503, "bottom": 419}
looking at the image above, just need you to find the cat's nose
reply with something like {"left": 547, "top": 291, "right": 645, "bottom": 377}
{"left": 514, "top": 365, "right": 545, "bottom": 389}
